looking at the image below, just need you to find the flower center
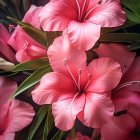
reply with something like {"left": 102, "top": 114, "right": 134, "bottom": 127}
{"left": 76, "top": 0, "right": 102, "bottom": 21}
{"left": 63, "top": 58, "right": 92, "bottom": 93}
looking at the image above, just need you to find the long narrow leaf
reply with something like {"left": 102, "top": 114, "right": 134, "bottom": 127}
{"left": 12, "top": 57, "right": 48, "bottom": 72}
{"left": 27, "top": 105, "right": 49, "bottom": 140}
{"left": 51, "top": 130, "right": 65, "bottom": 140}
{"left": 99, "top": 33, "right": 140, "bottom": 42}
{"left": 43, "top": 106, "right": 54, "bottom": 140}
{"left": 11, "top": 66, "right": 51, "bottom": 98}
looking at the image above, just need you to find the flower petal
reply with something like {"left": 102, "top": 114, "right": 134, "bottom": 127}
{"left": 87, "top": 57, "right": 122, "bottom": 93}
{"left": 122, "top": 57, "right": 140, "bottom": 83}
{"left": 52, "top": 94, "right": 85, "bottom": 131}
{"left": 0, "top": 133, "right": 15, "bottom": 140}
{"left": 47, "top": 35, "right": 86, "bottom": 76}
{"left": 78, "top": 92, "right": 114, "bottom": 128}
{"left": 66, "top": 21, "right": 101, "bottom": 50}
{"left": 94, "top": 43, "right": 136, "bottom": 72}
{"left": 101, "top": 115, "right": 136, "bottom": 140}
{"left": 88, "top": 0, "right": 126, "bottom": 27}
{"left": 0, "top": 77, "right": 17, "bottom": 107}
{"left": 5, "top": 100, "right": 35, "bottom": 133}
{"left": 32, "top": 72, "right": 76, "bottom": 105}
{"left": 39, "top": 0, "right": 77, "bottom": 31}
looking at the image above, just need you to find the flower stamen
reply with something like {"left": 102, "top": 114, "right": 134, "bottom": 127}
{"left": 117, "top": 81, "right": 140, "bottom": 91}
{"left": 84, "top": 74, "right": 92, "bottom": 92}
{"left": 63, "top": 59, "right": 79, "bottom": 88}
{"left": 67, "top": 92, "right": 79, "bottom": 109}
{"left": 78, "top": 69, "right": 82, "bottom": 90}
{"left": 83, "top": 0, "right": 102, "bottom": 20}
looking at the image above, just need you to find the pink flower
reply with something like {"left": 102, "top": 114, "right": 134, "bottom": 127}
{"left": 0, "top": 77, "right": 35, "bottom": 139}
{"left": 0, "top": 24, "right": 16, "bottom": 63}
{"left": 66, "top": 132, "right": 91, "bottom": 140}
{"left": 32, "top": 36, "right": 122, "bottom": 131}
{"left": 100, "top": 114, "right": 140, "bottom": 140}
{"left": 8, "top": 5, "right": 47, "bottom": 62}
{"left": 39, "top": 0, "right": 126, "bottom": 50}
{"left": 95, "top": 43, "right": 140, "bottom": 125}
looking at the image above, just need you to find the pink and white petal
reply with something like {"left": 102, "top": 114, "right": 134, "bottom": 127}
{"left": 87, "top": 57, "right": 122, "bottom": 93}
{"left": 0, "top": 77, "right": 17, "bottom": 107}
{"left": 23, "top": 5, "right": 42, "bottom": 29}
{"left": 66, "top": 21, "right": 101, "bottom": 50}
{"left": 5, "top": 100, "right": 35, "bottom": 133}
{"left": 48, "top": 35, "right": 86, "bottom": 76}
{"left": 52, "top": 94, "right": 85, "bottom": 131}
{"left": 78, "top": 92, "right": 114, "bottom": 128}
{"left": 0, "top": 133, "right": 15, "bottom": 140}
{"left": 94, "top": 43, "right": 136, "bottom": 72}
{"left": 101, "top": 115, "right": 136, "bottom": 140}
{"left": 88, "top": 0, "right": 126, "bottom": 27}
{"left": 32, "top": 72, "right": 76, "bottom": 105}
{"left": 39, "top": 0, "right": 77, "bottom": 31}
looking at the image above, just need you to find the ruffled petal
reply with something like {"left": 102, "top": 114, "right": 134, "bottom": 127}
{"left": 5, "top": 100, "right": 35, "bottom": 133}
{"left": 48, "top": 35, "right": 86, "bottom": 77}
{"left": 88, "top": 0, "right": 126, "bottom": 27}
{"left": 52, "top": 94, "right": 85, "bottom": 131}
{"left": 101, "top": 115, "right": 136, "bottom": 140}
{"left": 94, "top": 43, "right": 136, "bottom": 72}
{"left": 87, "top": 57, "right": 122, "bottom": 93}
{"left": 39, "top": 0, "right": 77, "bottom": 31}
{"left": 0, "top": 77, "right": 17, "bottom": 107}
{"left": 65, "top": 21, "right": 101, "bottom": 50}
{"left": 32, "top": 72, "right": 76, "bottom": 105}
{"left": 78, "top": 92, "right": 114, "bottom": 128}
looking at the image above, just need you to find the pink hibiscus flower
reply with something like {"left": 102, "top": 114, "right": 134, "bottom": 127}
{"left": 39, "top": 0, "right": 126, "bottom": 50}
{"left": 0, "top": 24, "right": 16, "bottom": 63}
{"left": 66, "top": 132, "right": 91, "bottom": 140}
{"left": 101, "top": 114, "right": 140, "bottom": 140}
{"left": 0, "top": 77, "right": 35, "bottom": 139}
{"left": 32, "top": 36, "right": 122, "bottom": 131}
{"left": 8, "top": 5, "right": 47, "bottom": 62}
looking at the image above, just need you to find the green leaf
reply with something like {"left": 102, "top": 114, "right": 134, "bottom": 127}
{"left": 27, "top": 105, "right": 49, "bottom": 140}
{"left": 11, "top": 66, "right": 51, "bottom": 98}
{"left": 128, "top": 41, "right": 140, "bottom": 50}
{"left": 99, "top": 33, "right": 140, "bottom": 42}
{"left": 43, "top": 106, "right": 54, "bottom": 140}
{"left": 51, "top": 130, "right": 65, "bottom": 140}
{"left": 12, "top": 57, "right": 48, "bottom": 72}
{"left": 0, "top": 71, "right": 16, "bottom": 77}
{"left": 70, "top": 125, "right": 76, "bottom": 139}
{"left": 124, "top": 9, "right": 140, "bottom": 24}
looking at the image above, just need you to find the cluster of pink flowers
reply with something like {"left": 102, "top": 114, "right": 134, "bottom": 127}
{"left": 0, "top": 0, "right": 140, "bottom": 140}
